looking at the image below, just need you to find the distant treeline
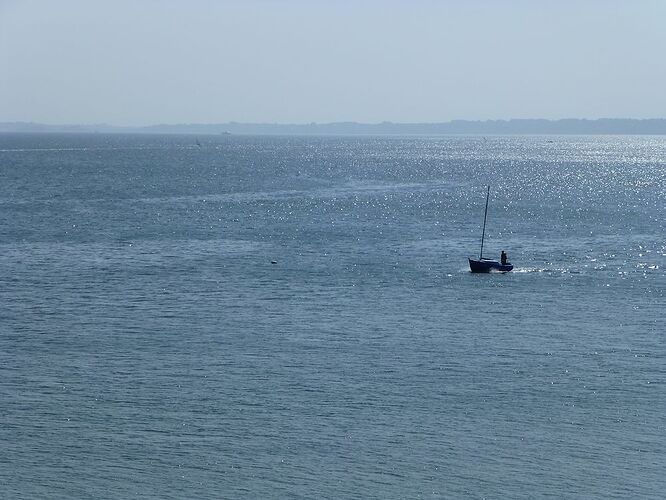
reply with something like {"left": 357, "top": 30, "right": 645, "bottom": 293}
{"left": 2, "top": 119, "right": 666, "bottom": 135}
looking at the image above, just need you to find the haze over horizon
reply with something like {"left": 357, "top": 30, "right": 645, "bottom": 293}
{"left": 2, "top": 0, "right": 665, "bottom": 126}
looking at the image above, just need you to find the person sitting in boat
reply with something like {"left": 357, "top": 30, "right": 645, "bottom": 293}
{"left": 501, "top": 250, "right": 509, "bottom": 265}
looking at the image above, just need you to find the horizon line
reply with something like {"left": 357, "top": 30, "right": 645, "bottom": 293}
{"left": 3, "top": 117, "right": 666, "bottom": 128}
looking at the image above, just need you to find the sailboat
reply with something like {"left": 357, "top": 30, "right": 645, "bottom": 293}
{"left": 468, "top": 185, "right": 513, "bottom": 273}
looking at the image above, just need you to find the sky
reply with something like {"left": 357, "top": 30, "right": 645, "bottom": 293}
{"left": 1, "top": 0, "right": 665, "bottom": 126}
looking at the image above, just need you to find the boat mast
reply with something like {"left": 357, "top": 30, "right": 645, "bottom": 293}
{"left": 479, "top": 185, "right": 490, "bottom": 259}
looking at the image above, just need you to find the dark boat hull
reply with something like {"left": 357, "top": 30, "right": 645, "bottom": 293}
{"left": 468, "top": 258, "right": 513, "bottom": 273}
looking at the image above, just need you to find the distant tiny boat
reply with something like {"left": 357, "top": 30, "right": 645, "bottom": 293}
{"left": 469, "top": 185, "right": 513, "bottom": 273}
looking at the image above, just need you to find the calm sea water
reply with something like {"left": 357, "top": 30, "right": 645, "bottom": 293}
{"left": 0, "top": 133, "right": 664, "bottom": 498}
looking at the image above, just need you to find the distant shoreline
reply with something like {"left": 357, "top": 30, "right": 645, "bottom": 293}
{"left": 1, "top": 118, "right": 666, "bottom": 135}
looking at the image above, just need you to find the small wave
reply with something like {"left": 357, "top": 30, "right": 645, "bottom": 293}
{"left": 637, "top": 262, "right": 660, "bottom": 270}
{"left": 512, "top": 267, "right": 579, "bottom": 274}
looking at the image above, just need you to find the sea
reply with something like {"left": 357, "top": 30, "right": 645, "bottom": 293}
{"left": 0, "top": 133, "right": 664, "bottom": 499}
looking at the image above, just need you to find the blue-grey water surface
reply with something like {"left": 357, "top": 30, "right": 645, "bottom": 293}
{"left": 0, "top": 133, "right": 664, "bottom": 498}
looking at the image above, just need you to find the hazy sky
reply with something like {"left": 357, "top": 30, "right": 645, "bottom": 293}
{"left": 1, "top": 0, "right": 665, "bottom": 125}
